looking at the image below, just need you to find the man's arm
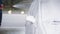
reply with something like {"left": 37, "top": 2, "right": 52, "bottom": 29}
{"left": 0, "top": 0, "right": 3, "bottom": 10}
{"left": 0, "top": 4, "right": 3, "bottom": 10}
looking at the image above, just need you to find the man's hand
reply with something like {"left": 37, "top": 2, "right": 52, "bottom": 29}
{"left": 0, "top": 4, "right": 3, "bottom": 10}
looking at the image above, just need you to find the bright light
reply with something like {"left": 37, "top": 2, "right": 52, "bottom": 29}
{"left": 21, "top": 11, "right": 24, "bottom": 14}
{"left": 8, "top": 10, "right": 12, "bottom": 14}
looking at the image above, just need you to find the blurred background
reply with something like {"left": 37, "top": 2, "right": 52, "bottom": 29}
{"left": 0, "top": 0, "right": 39, "bottom": 34}
{"left": 1, "top": 0, "right": 60, "bottom": 34}
{"left": 2, "top": 0, "right": 33, "bottom": 14}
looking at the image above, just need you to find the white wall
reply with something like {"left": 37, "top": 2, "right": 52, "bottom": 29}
{"left": 1, "top": 14, "right": 26, "bottom": 27}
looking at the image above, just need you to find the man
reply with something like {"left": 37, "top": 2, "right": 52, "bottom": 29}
{"left": 0, "top": 0, "right": 2, "bottom": 26}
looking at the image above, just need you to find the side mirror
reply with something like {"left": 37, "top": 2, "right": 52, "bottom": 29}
{"left": 26, "top": 15, "right": 36, "bottom": 23}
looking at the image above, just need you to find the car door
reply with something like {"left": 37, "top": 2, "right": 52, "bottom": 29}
{"left": 41, "top": 0, "right": 60, "bottom": 34}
